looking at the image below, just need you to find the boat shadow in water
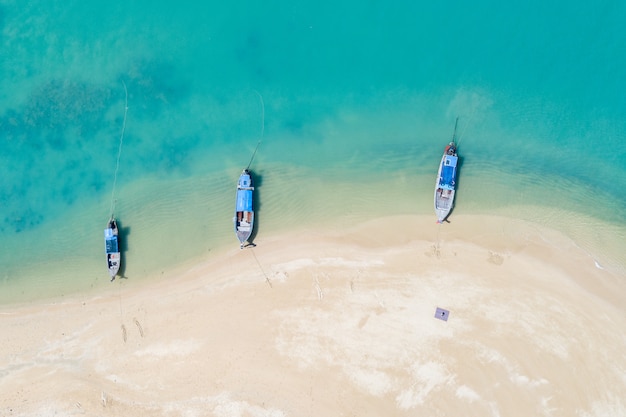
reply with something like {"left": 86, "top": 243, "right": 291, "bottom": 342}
{"left": 244, "top": 170, "right": 264, "bottom": 248}
{"left": 116, "top": 219, "right": 131, "bottom": 279}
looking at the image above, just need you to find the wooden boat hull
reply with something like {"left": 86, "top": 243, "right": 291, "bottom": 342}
{"left": 105, "top": 218, "right": 121, "bottom": 279}
{"left": 434, "top": 187, "right": 455, "bottom": 224}
{"left": 234, "top": 169, "right": 255, "bottom": 248}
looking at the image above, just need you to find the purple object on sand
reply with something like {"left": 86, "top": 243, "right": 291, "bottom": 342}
{"left": 435, "top": 307, "right": 449, "bottom": 321}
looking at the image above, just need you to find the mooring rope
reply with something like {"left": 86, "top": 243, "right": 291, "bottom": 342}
{"left": 250, "top": 247, "right": 272, "bottom": 288}
{"left": 246, "top": 90, "right": 265, "bottom": 170}
{"left": 455, "top": 108, "right": 476, "bottom": 149}
{"left": 109, "top": 81, "right": 128, "bottom": 219}
{"left": 255, "top": 89, "right": 265, "bottom": 140}
{"left": 246, "top": 92, "right": 270, "bottom": 286}
{"left": 434, "top": 221, "right": 442, "bottom": 258}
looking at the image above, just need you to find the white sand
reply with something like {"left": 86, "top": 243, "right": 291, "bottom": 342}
{"left": 1, "top": 215, "right": 624, "bottom": 416}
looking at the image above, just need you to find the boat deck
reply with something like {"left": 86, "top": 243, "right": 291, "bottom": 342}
{"left": 435, "top": 189, "right": 454, "bottom": 210}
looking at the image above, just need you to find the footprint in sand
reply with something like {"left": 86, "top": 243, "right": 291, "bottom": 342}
{"left": 314, "top": 276, "right": 323, "bottom": 300}
{"left": 487, "top": 251, "right": 504, "bottom": 265}
{"left": 134, "top": 318, "right": 144, "bottom": 338}
{"left": 273, "top": 271, "right": 288, "bottom": 283}
{"left": 426, "top": 244, "right": 441, "bottom": 258}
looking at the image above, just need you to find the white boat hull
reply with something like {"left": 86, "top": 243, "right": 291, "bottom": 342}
{"left": 434, "top": 187, "right": 455, "bottom": 223}
{"left": 107, "top": 253, "right": 121, "bottom": 278}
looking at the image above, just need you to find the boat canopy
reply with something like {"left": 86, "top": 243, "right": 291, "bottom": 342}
{"left": 236, "top": 189, "right": 253, "bottom": 212}
{"left": 439, "top": 155, "right": 458, "bottom": 190}
{"left": 239, "top": 173, "right": 252, "bottom": 188}
{"left": 104, "top": 229, "right": 119, "bottom": 254}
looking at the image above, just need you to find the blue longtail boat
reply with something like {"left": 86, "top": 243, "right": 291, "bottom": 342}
{"left": 104, "top": 218, "right": 121, "bottom": 280}
{"left": 434, "top": 120, "right": 459, "bottom": 223}
{"left": 234, "top": 169, "right": 255, "bottom": 248}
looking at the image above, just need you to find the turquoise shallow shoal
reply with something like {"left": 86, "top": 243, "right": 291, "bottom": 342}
{"left": 1, "top": 0, "right": 625, "bottom": 302}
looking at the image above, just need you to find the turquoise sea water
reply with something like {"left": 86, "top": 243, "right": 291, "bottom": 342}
{"left": 1, "top": 1, "right": 625, "bottom": 303}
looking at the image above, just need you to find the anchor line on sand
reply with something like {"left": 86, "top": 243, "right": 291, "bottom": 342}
{"left": 117, "top": 278, "right": 124, "bottom": 316}
{"left": 250, "top": 248, "right": 272, "bottom": 288}
{"left": 109, "top": 81, "right": 129, "bottom": 219}
{"left": 434, "top": 221, "right": 442, "bottom": 258}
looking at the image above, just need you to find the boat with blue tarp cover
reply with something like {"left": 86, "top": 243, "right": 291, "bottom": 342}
{"left": 234, "top": 169, "right": 255, "bottom": 248}
{"left": 434, "top": 120, "right": 459, "bottom": 223}
{"left": 104, "top": 218, "right": 121, "bottom": 280}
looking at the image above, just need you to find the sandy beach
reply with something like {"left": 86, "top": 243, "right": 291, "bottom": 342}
{"left": 1, "top": 214, "right": 624, "bottom": 416}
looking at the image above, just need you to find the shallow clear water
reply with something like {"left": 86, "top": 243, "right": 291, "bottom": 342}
{"left": 1, "top": 1, "right": 625, "bottom": 303}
